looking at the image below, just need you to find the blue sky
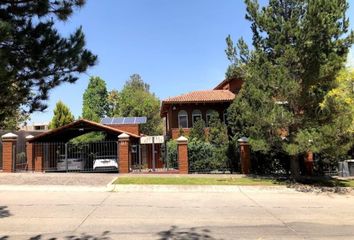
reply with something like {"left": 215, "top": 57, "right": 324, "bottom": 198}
{"left": 30, "top": 0, "right": 354, "bottom": 123}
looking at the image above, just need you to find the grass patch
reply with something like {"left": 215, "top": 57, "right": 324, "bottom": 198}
{"left": 113, "top": 176, "right": 278, "bottom": 186}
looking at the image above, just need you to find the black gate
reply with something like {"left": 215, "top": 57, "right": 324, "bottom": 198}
{"left": 15, "top": 142, "right": 27, "bottom": 171}
{"left": 34, "top": 141, "right": 118, "bottom": 172}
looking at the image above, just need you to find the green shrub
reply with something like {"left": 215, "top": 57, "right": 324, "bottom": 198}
{"left": 166, "top": 140, "right": 178, "bottom": 168}
{"left": 188, "top": 139, "right": 229, "bottom": 172}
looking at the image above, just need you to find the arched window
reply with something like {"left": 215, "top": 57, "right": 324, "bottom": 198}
{"left": 192, "top": 109, "right": 202, "bottom": 126}
{"left": 206, "top": 109, "right": 214, "bottom": 127}
{"left": 178, "top": 110, "right": 188, "bottom": 128}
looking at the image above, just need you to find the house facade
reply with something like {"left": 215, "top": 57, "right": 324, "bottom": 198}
{"left": 161, "top": 78, "right": 243, "bottom": 139}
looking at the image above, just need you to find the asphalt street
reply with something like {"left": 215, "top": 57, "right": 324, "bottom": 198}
{"left": 1, "top": 188, "right": 354, "bottom": 240}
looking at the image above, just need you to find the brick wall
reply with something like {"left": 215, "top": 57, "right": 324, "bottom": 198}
{"left": 107, "top": 124, "right": 140, "bottom": 136}
{"left": 2, "top": 141, "right": 15, "bottom": 172}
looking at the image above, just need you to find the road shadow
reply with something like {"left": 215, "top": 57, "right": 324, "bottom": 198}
{"left": 0, "top": 206, "right": 10, "bottom": 218}
{"left": 157, "top": 226, "right": 222, "bottom": 240}
{"left": 28, "top": 231, "right": 111, "bottom": 240}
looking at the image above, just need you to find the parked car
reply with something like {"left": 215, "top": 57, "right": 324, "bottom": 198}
{"left": 93, "top": 156, "right": 118, "bottom": 171}
{"left": 57, "top": 157, "right": 85, "bottom": 171}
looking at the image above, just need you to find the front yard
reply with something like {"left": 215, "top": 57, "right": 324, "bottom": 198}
{"left": 113, "top": 176, "right": 279, "bottom": 186}
{"left": 113, "top": 175, "right": 354, "bottom": 187}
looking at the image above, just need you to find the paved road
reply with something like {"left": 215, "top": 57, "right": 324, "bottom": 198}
{"left": 0, "top": 188, "right": 354, "bottom": 240}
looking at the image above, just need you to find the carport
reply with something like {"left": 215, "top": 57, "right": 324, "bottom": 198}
{"left": 26, "top": 119, "right": 140, "bottom": 173}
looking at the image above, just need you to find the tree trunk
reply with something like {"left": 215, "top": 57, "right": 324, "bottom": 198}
{"left": 290, "top": 155, "right": 300, "bottom": 180}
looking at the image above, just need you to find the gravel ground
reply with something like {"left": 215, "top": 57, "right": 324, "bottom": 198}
{"left": 0, "top": 172, "right": 117, "bottom": 186}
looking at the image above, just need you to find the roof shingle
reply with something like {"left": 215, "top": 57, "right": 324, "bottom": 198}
{"left": 162, "top": 90, "right": 235, "bottom": 104}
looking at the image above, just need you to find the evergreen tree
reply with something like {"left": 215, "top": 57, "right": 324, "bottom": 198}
{"left": 227, "top": 0, "right": 354, "bottom": 177}
{"left": 50, "top": 101, "right": 74, "bottom": 129}
{"left": 107, "top": 90, "right": 120, "bottom": 117}
{"left": 82, "top": 76, "right": 108, "bottom": 122}
{"left": 189, "top": 119, "right": 206, "bottom": 141}
{"left": 208, "top": 112, "right": 229, "bottom": 168}
{"left": 0, "top": 1, "right": 97, "bottom": 126}
{"left": 112, "top": 74, "right": 162, "bottom": 135}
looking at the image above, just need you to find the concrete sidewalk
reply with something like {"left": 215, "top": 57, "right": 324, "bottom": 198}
{"left": 0, "top": 172, "right": 117, "bottom": 186}
{"left": 1, "top": 189, "right": 354, "bottom": 239}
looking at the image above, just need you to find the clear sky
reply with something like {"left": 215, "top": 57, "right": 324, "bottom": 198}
{"left": 30, "top": 0, "right": 354, "bottom": 123}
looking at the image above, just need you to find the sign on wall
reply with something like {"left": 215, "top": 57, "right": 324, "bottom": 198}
{"left": 140, "top": 136, "right": 164, "bottom": 144}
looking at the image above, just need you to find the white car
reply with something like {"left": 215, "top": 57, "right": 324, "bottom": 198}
{"left": 93, "top": 157, "right": 118, "bottom": 171}
{"left": 57, "top": 158, "right": 84, "bottom": 171}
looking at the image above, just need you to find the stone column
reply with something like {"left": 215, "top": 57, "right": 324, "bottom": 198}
{"left": 1, "top": 133, "right": 18, "bottom": 172}
{"left": 304, "top": 151, "right": 314, "bottom": 176}
{"left": 118, "top": 133, "right": 130, "bottom": 173}
{"left": 238, "top": 137, "right": 251, "bottom": 174}
{"left": 25, "top": 135, "right": 34, "bottom": 171}
{"left": 177, "top": 136, "right": 188, "bottom": 174}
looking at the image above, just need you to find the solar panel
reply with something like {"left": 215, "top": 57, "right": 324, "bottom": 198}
{"left": 123, "top": 117, "right": 135, "bottom": 124}
{"left": 100, "top": 117, "right": 147, "bottom": 125}
{"left": 112, "top": 117, "right": 124, "bottom": 124}
{"left": 135, "top": 117, "right": 147, "bottom": 124}
{"left": 100, "top": 117, "right": 112, "bottom": 124}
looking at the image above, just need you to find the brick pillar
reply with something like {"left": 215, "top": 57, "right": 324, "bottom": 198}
{"left": 238, "top": 137, "right": 251, "bottom": 174}
{"left": 34, "top": 143, "right": 44, "bottom": 172}
{"left": 118, "top": 133, "right": 130, "bottom": 173}
{"left": 1, "top": 133, "right": 18, "bottom": 172}
{"left": 177, "top": 136, "right": 188, "bottom": 174}
{"left": 304, "top": 151, "right": 314, "bottom": 176}
{"left": 25, "top": 135, "right": 34, "bottom": 171}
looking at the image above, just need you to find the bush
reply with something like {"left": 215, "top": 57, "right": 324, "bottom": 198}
{"left": 188, "top": 139, "right": 229, "bottom": 173}
{"left": 166, "top": 140, "right": 178, "bottom": 168}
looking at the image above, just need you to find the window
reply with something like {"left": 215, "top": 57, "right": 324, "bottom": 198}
{"left": 206, "top": 109, "right": 214, "bottom": 127}
{"left": 192, "top": 109, "right": 202, "bottom": 126}
{"left": 178, "top": 110, "right": 188, "bottom": 128}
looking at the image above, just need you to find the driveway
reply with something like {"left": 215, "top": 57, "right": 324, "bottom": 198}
{"left": 0, "top": 188, "right": 354, "bottom": 239}
{"left": 0, "top": 172, "right": 116, "bottom": 186}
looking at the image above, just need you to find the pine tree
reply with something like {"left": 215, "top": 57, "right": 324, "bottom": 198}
{"left": 227, "top": 0, "right": 354, "bottom": 177}
{"left": 112, "top": 74, "right": 162, "bottom": 135}
{"left": 82, "top": 76, "right": 108, "bottom": 122}
{"left": 189, "top": 119, "right": 206, "bottom": 142}
{"left": 50, "top": 101, "right": 75, "bottom": 129}
{"left": 0, "top": 1, "right": 97, "bottom": 126}
{"left": 208, "top": 112, "right": 229, "bottom": 168}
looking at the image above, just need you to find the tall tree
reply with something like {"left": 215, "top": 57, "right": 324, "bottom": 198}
{"left": 0, "top": 109, "right": 29, "bottom": 130}
{"left": 49, "top": 101, "right": 74, "bottom": 129}
{"left": 112, "top": 74, "right": 162, "bottom": 135}
{"left": 82, "top": 76, "right": 108, "bottom": 122}
{"left": 107, "top": 90, "right": 120, "bottom": 117}
{"left": 208, "top": 112, "right": 229, "bottom": 167}
{"left": 0, "top": 0, "right": 97, "bottom": 126}
{"left": 189, "top": 119, "right": 206, "bottom": 142}
{"left": 227, "top": 0, "right": 354, "bottom": 177}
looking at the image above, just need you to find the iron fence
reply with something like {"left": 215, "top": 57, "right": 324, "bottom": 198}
{"left": 15, "top": 143, "right": 27, "bottom": 171}
{"left": 33, "top": 141, "right": 118, "bottom": 172}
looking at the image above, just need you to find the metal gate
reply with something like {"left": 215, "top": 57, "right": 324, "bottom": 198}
{"left": 34, "top": 141, "right": 118, "bottom": 172}
{"left": 131, "top": 141, "right": 179, "bottom": 173}
{"left": 15, "top": 142, "right": 27, "bottom": 171}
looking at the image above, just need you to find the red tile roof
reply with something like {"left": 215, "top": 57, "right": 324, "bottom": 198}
{"left": 162, "top": 90, "right": 235, "bottom": 104}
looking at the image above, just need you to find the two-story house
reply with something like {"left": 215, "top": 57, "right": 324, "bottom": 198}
{"left": 161, "top": 77, "right": 242, "bottom": 139}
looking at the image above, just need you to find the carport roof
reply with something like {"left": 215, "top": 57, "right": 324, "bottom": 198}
{"left": 28, "top": 119, "right": 140, "bottom": 142}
